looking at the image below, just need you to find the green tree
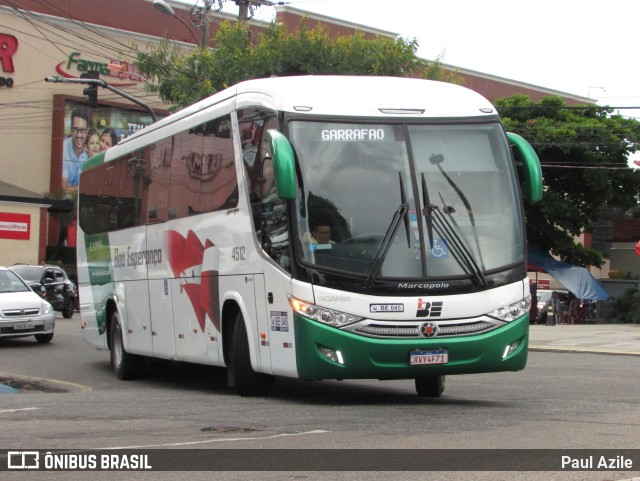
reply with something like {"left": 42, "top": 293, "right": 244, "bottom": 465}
{"left": 496, "top": 95, "right": 640, "bottom": 266}
{"left": 135, "top": 21, "right": 459, "bottom": 110}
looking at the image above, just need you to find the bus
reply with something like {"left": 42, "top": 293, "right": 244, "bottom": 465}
{"left": 77, "top": 76, "right": 542, "bottom": 397}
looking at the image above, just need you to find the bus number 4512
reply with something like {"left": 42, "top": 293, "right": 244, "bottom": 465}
{"left": 231, "top": 246, "right": 246, "bottom": 261}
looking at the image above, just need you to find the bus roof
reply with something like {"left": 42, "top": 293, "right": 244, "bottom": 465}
{"left": 233, "top": 75, "right": 496, "bottom": 118}
{"left": 113, "top": 76, "right": 497, "bottom": 155}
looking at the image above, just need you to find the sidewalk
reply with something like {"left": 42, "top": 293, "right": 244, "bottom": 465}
{"left": 529, "top": 323, "right": 640, "bottom": 356}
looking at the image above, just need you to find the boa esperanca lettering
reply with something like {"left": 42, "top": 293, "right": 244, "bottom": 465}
{"left": 113, "top": 247, "right": 162, "bottom": 269}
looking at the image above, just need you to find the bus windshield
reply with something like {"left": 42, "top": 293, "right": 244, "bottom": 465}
{"left": 288, "top": 120, "right": 524, "bottom": 281}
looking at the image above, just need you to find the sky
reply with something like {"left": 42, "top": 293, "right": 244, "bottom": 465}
{"left": 224, "top": 0, "right": 640, "bottom": 115}
{"left": 205, "top": 0, "right": 640, "bottom": 163}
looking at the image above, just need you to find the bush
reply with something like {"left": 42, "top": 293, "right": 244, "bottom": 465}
{"left": 606, "top": 287, "right": 640, "bottom": 323}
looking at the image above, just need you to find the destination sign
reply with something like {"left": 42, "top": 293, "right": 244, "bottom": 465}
{"left": 321, "top": 128, "right": 385, "bottom": 141}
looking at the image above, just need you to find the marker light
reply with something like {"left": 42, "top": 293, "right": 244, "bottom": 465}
{"left": 378, "top": 108, "right": 425, "bottom": 115}
{"left": 503, "top": 340, "right": 521, "bottom": 359}
{"left": 319, "top": 346, "right": 345, "bottom": 365}
{"left": 288, "top": 295, "right": 362, "bottom": 327}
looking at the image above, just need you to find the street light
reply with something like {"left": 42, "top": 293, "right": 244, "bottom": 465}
{"left": 153, "top": 0, "right": 200, "bottom": 46}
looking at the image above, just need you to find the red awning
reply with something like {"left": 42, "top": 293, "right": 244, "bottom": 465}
{"left": 527, "top": 263, "right": 545, "bottom": 273}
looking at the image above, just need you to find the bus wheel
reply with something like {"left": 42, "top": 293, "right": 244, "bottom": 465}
{"left": 110, "top": 310, "right": 144, "bottom": 380}
{"left": 231, "top": 312, "right": 274, "bottom": 397}
{"left": 415, "top": 375, "right": 445, "bottom": 397}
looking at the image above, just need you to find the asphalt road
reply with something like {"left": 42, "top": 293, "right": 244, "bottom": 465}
{"left": 1, "top": 313, "right": 639, "bottom": 481}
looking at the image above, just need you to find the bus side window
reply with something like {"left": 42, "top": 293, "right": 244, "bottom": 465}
{"left": 259, "top": 120, "right": 289, "bottom": 271}
{"left": 78, "top": 149, "right": 144, "bottom": 235}
{"left": 239, "top": 109, "right": 274, "bottom": 235}
{"left": 239, "top": 109, "right": 290, "bottom": 271}
{"left": 146, "top": 140, "right": 170, "bottom": 223}
{"left": 168, "top": 115, "right": 237, "bottom": 220}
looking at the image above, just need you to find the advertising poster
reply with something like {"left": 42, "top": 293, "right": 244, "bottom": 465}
{"left": 61, "top": 100, "right": 156, "bottom": 194}
{"left": 0, "top": 212, "right": 30, "bottom": 240}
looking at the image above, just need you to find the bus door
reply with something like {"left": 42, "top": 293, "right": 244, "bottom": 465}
{"left": 259, "top": 260, "right": 297, "bottom": 378}
{"left": 147, "top": 225, "right": 176, "bottom": 360}
{"left": 112, "top": 229, "right": 153, "bottom": 355}
{"left": 167, "top": 228, "right": 222, "bottom": 365}
{"left": 253, "top": 273, "right": 272, "bottom": 374}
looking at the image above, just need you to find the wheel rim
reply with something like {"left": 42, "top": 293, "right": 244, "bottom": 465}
{"left": 112, "top": 329, "right": 123, "bottom": 368}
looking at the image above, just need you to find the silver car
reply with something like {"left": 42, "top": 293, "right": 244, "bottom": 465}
{"left": 0, "top": 266, "right": 56, "bottom": 343}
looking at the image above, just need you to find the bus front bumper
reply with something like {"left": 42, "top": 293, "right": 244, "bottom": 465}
{"left": 294, "top": 314, "right": 528, "bottom": 380}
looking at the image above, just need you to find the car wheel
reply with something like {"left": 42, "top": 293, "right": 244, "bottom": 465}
{"left": 62, "top": 299, "right": 75, "bottom": 319}
{"left": 110, "top": 310, "right": 144, "bottom": 380}
{"left": 231, "top": 312, "right": 274, "bottom": 397}
{"left": 34, "top": 332, "right": 54, "bottom": 343}
{"left": 415, "top": 375, "right": 445, "bottom": 397}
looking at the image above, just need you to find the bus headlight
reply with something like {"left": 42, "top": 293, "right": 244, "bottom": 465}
{"left": 288, "top": 295, "right": 362, "bottom": 327}
{"left": 489, "top": 295, "right": 531, "bottom": 322}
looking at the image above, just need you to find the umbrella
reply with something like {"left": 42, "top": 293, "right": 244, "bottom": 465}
{"left": 528, "top": 247, "right": 609, "bottom": 300}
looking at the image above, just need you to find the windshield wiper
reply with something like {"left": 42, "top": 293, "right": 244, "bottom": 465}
{"left": 363, "top": 202, "right": 408, "bottom": 289}
{"left": 420, "top": 172, "right": 434, "bottom": 249}
{"left": 399, "top": 172, "right": 411, "bottom": 248}
{"left": 429, "top": 153, "right": 485, "bottom": 271}
{"left": 430, "top": 205, "right": 488, "bottom": 287}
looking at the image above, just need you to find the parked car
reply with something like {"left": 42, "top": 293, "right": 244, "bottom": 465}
{"left": 9, "top": 264, "right": 77, "bottom": 319}
{"left": 0, "top": 266, "right": 56, "bottom": 343}
{"left": 535, "top": 289, "right": 569, "bottom": 323}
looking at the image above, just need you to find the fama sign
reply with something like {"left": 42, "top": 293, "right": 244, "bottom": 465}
{"left": 56, "top": 52, "right": 145, "bottom": 85}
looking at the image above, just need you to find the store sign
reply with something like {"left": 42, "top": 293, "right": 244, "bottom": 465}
{"left": 0, "top": 33, "right": 17, "bottom": 88}
{"left": 56, "top": 52, "right": 145, "bottom": 86}
{"left": 0, "top": 212, "right": 31, "bottom": 240}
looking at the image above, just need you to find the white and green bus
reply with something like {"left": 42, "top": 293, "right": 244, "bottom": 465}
{"left": 77, "top": 76, "right": 542, "bottom": 397}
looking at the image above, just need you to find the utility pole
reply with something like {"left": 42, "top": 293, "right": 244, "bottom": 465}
{"left": 193, "top": 0, "right": 214, "bottom": 48}
{"left": 234, "top": 0, "right": 274, "bottom": 21}
{"left": 236, "top": 0, "right": 249, "bottom": 20}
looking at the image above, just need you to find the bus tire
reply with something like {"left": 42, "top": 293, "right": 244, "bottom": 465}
{"left": 415, "top": 375, "right": 445, "bottom": 397}
{"left": 110, "top": 310, "right": 144, "bottom": 380}
{"left": 231, "top": 312, "right": 274, "bottom": 397}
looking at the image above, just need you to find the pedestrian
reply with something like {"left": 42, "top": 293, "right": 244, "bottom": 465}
{"left": 548, "top": 291, "right": 559, "bottom": 326}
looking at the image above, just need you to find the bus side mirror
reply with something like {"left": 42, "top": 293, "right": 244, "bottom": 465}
{"left": 266, "top": 129, "right": 296, "bottom": 201}
{"left": 507, "top": 132, "right": 543, "bottom": 204}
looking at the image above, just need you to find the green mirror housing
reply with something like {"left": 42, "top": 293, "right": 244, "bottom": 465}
{"left": 82, "top": 151, "right": 106, "bottom": 171}
{"left": 507, "top": 132, "right": 543, "bottom": 204}
{"left": 267, "top": 129, "right": 296, "bottom": 201}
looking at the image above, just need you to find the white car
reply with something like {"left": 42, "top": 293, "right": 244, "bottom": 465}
{"left": 0, "top": 266, "right": 56, "bottom": 343}
{"left": 535, "top": 289, "right": 568, "bottom": 323}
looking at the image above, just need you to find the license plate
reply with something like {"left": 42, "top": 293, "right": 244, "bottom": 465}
{"left": 410, "top": 349, "right": 448, "bottom": 365}
{"left": 13, "top": 321, "right": 35, "bottom": 330}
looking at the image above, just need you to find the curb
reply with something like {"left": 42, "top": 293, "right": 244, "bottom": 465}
{"left": 529, "top": 346, "right": 640, "bottom": 356}
{"left": 0, "top": 374, "right": 92, "bottom": 394}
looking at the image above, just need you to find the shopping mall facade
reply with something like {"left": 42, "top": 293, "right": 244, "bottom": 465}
{"left": 0, "top": 0, "right": 590, "bottom": 269}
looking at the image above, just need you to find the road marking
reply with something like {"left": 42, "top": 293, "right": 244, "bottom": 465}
{"left": 0, "top": 407, "right": 41, "bottom": 413}
{"left": 105, "top": 430, "right": 329, "bottom": 449}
